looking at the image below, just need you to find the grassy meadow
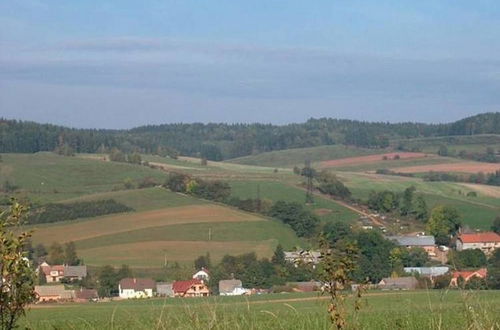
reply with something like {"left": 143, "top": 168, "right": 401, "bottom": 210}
{"left": 22, "top": 290, "right": 500, "bottom": 329}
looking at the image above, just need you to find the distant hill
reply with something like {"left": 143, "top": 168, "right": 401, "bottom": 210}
{"left": 2, "top": 112, "right": 499, "bottom": 160}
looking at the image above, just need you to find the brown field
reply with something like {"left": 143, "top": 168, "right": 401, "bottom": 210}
{"left": 79, "top": 240, "right": 276, "bottom": 267}
{"left": 458, "top": 183, "right": 500, "bottom": 198}
{"left": 29, "top": 205, "right": 263, "bottom": 245}
{"left": 396, "top": 162, "right": 500, "bottom": 174}
{"left": 319, "top": 152, "right": 429, "bottom": 168}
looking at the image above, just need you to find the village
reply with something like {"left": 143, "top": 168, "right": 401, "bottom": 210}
{"left": 33, "top": 229, "right": 500, "bottom": 303}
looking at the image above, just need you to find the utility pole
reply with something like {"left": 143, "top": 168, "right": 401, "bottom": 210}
{"left": 304, "top": 159, "right": 314, "bottom": 204}
{"left": 208, "top": 227, "right": 212, "bottom": 241}
{"left": 256, "top": 183, "right": 261, "bottom": 212}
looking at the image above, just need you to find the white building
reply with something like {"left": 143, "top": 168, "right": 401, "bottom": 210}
{"left": 192, "top": 268, "right": 210, "bottom": 282}
{"left": 456, "top": 232, "right": 500, "bottom": 255}
{"left": 118, "top": 278, "right": 155, "bottom": 299}
{"left": 219, "top": 279, "right": 248, "bottom": 296}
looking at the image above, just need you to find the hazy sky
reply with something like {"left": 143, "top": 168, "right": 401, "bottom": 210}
{"left": 1, "top": 1, "right": 499, "bottom": 128}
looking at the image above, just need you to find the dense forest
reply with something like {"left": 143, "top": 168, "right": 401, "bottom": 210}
{"left": 1, "top": 112, "right": 499, "bottom": 160}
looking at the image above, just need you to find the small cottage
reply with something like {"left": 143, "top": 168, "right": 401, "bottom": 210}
{"left": 219, "top": 279, "right": 247, "bottom": 296}
{"left": 378, "top": 277, "right": 418, "bottom": 290}
{"left": 118, "top": 278, "right": 155, "bottom": 299}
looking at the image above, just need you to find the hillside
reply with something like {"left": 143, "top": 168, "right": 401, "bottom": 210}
{"left": 2, "top": 112, "right": 500, "bottom": 160}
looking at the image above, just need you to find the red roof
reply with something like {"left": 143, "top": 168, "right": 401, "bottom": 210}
{"left": 452, "top": 268, "right": 487, "bottom": 280}
{"left": 459, "top": 232, "right": 500, "bottom": 243}
{"left": 40, "top": 265, "right": 65, "bottom": 276}
{"left": 172, "top": 279, "right": 202, "bottom": 293}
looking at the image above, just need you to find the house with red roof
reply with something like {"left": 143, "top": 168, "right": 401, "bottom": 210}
{"left": 39, "top": 262, "right": 87, "bottom": 283}
{"left": 456, "top": 232, "right": 500, "bottom": 255}
{"left": 450, "top": 268, "right": 488, "bottom": 287}
{"left": 172, "top": 279, "right": 210, "bottom": 297}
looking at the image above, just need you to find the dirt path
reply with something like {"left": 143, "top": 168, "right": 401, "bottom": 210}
{"left": 331, "top": 199, "right": 385, "bottom": 227}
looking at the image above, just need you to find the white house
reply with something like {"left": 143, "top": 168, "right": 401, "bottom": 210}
{"left": 456, "top": 232, "right": 500, "bottom": 255}
{"left": 118, "top": 278, "right": 155, "bottom": 299}
{"left": 218, "top": 279, "right": 248, "bottom": 296}
{"left": 192, "top": 268, "right": 210, "bottom": 282}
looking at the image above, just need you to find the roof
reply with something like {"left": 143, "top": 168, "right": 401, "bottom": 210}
{"left": 75, "top": 288, "right": 98, "bottom": 300}
{"left": 40, "top": 265, "right": 65, "bottom": 276}
{"left": 219, "top": 280, "right": 242, "bottom": 293}
{"left": 404, "top": 267, "right": 449, "bottom": 277}
{"left": 119, "top": 278, "right": 155, "bottom": 291}
{"left": 387, "top": 235, "right": 435, "bottom": 246}
{"left": 452, "top": 268, "right": 488, "bottom": 280}
{"left": 458, "top": 232, "right": 500, "bottom": 243}
{"left": 35, "top": 285, "right": 68, "bottom": 296}
{"left": 173, "top": 279, "right": 202, "bottom": 293}
{"left": 64, "top": 265, "right": 87, "bottom": 277}
{"left": 379, "top": 277, "right": 418, "bottom": 289}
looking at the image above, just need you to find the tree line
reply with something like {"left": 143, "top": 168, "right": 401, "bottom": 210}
{"left": 2, "top": 112, "right": 500, "bottom": 159}
{"left": 27, "top": 200, "right": 133, "bottom": 225}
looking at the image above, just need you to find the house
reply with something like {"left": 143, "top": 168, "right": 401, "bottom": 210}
{"left": 172, "top": 279, "right": 210, "bottom": 297}
{"left": 284, "top": 250, "right": 321, "bottom": 267}
{"left": 219, "top": 279, "right": 247, "bottom": 296}
{"left": 285, "top": 281, "right": 322, "bottom": 292}
{"left": 74, "top": 288, "right": 98, "bottom": 302}
{"left": 39, "top": 262, "right": 87, "bottom": 283}
{"left": 118, "top": 278, "right": 155, "bottom": 299}
{"left": 456, "top": 232, "right": 500, "bottom": 255}
{"left": 156, "top": 282, "right": 174, "bottom": 297}
{"left": 378, "top": 277, "right": 418, "bottom": 290}
{"left": 404, "top": 266, "right": 450, "bottom": 279}
{"left": 192, "top": 268, "right": 210, "bottom": 281}
{"left": 450, "top": 268, "right": 488, "bottom": 287}
{"left": 34, "top": 285, "right": 74, "bottom": 302}
{"left": 387, "top": 236, "right": 436, "bottom": 257}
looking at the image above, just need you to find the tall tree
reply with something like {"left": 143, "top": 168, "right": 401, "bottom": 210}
{"left": 64, "top": 241, "right": 80, "bottom": 266}
{"left": 47, "top": 242, "right": 65, "bottom": 265}
{"left": 0, "top": 200, "right": 36, "bottom": 330}
{"left": 426, "top": 205, "right": 461, "bottom": 245}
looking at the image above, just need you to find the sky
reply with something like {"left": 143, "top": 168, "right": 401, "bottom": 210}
{"left": 1, "top": 1, "right": 499, "bottom": 129}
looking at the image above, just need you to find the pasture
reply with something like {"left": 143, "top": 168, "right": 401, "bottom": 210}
{"left": 338, "top": 172, "right": 500, "bottom": 229}
{"left": 28, "top": 203, "right": 301, "bottom": 268}
{"left": 229, "top": 180, "right": 359, "bottom": 223}
{"left": 226, "top": 144, "right": 385, "bottom": 168}
{"left": 0, "top": 152, "right": 167, "bottom": 203}
{"left": 22, "top": 290, "right": 500, "bottom": 329}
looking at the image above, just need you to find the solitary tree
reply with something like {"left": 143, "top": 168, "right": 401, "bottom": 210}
{"left": 0, "top": 200, "right": 37, "bottom": 330}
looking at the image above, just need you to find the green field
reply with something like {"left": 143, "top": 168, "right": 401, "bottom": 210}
{"left": 330, "top": 156, "right": 460, "bottom": 172}
{"left": 0, "top": 153, "right": 167, "bottom": 203}
{"left": 338, "top": 172, "right": 500, "bottom": 229}
{"left": 22, "top": 290, "right": 500, "bottom": 329}
{"left": 393, "top": 134, "right": 500, "bottom": 154}
{"left": 229, "top": 180, "right": 359, "bottom": 223}
{"left": 227, "top": 145, "right": 385, "bottom": 168}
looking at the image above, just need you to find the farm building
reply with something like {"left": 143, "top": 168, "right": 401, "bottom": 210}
{"left": 378, "top": 277, "right": 418, "bottom": 290}
{"left": 284, "top": 250, "right": 321, "bottom": 266}
{"left": 219, "top": 279, "right": 247, "bottom": 296}
{"left": 39, "top": 262, "right": 87, "bottom": 283}
{"left": 118, "top": 278, "right": 155, "bottom": 299}
{"left": 34, "top": 285, "right": 74, "bottom": 302}
{"left": 387, "top": 235, "right": 436, "bottom": 257}
{"left": 450, "top": 268, "right": 488, "bottom": 287}
{"left": 456, "top": 232, "right": 500, "bottom": 255}
{"left": 404, "top": 266, "right": 450, "bottom": 278}
{"left": 74, "top": 288, "right": 98, "bottom": 302}
{"left": 172, "top": 279, "right": 210, "bottom": 297}
{"left": 156, "top": 282, "right": 174, "bottom": 297}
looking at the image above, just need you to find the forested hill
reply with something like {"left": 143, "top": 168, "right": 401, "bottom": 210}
{"left": 1, "top": 112, "right": 499, "bottom": 160}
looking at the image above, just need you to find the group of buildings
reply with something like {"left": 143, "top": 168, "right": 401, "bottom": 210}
{"left": 34, "top": 267, "right": 250, "bottom": 303}
{"left": 33, "top": 230, "right": 500, "bottom": 302}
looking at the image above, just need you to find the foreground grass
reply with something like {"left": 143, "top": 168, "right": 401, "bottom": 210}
{"left": 22, "top": 290, "right": 500, "bottom": 329}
